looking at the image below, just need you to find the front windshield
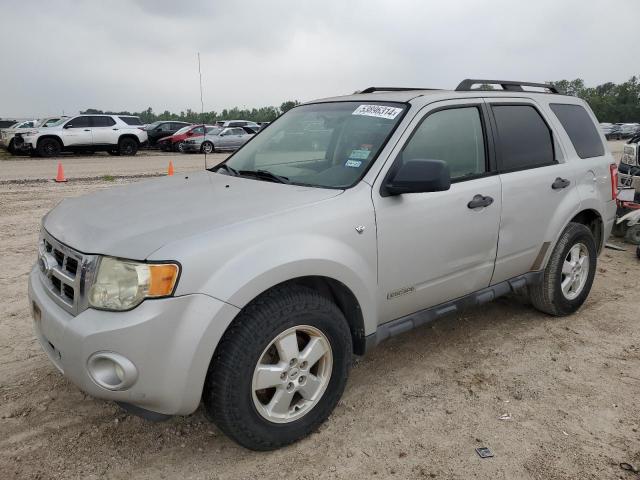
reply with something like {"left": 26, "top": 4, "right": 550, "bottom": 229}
{"left": 215, "top": 101, "right": 407, "bottom": 188}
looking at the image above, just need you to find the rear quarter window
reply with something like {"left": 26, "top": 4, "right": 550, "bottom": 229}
{"left": 549, "top": 104, "right": 605, "bottom": 159}
{"left": 119, "top": 116, "right": 142, "bottom": 126}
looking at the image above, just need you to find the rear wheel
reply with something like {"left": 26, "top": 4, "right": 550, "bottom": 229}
{"left": 118, "top": 138, "right": 138, "bottom": 156}
{"left": 36, "top": 138, "right": 62, "bottom": 157}
{"left": 530, "top": 222, "right": 597, "bottom": 316}
{"left": 201, "top": 141, "right": 214, "bottom": 154}
{"left": 203, "top": 285, "right": 352, "bottom": 450}
{"left": 624, "top": 225, "right": 640, "bottom": 245}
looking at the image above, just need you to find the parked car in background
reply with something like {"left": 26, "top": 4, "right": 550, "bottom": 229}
{"left": 600, "top": 122, "right": 624, "bottom": 140}
{"left": 214, "top": 120, "right": 260, "bottom": 129}
{"left": 1, "top": 119, "right": 38, "bottom": 152}
{"left": 144, "top": 121, "right": 192, "bottom": 146}
{"left": 181, "top": 126, "right": 255, "bottom": 153}
{"left": 157, "top": 125, "right": 218, "bottom": 152}
{"left": 14, "top": 115, "right": 148, "bottom": 157}
{"left": 619, "top": 123, "right": 640, "bottom": 139}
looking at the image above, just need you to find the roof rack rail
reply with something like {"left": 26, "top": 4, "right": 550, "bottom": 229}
{"left": 358, "top": 87, "right": 440, "bottom": 94}
{"left": 455, "top": 79, "right": 560, "bottom": 94}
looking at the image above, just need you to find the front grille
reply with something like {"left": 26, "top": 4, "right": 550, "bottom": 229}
{"left": 37, "top": 229, "right": 97, "bottom": 316}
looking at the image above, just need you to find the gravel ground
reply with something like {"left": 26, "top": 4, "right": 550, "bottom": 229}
{"left": 0, "top": 141, "right": 638, "bottom": 479}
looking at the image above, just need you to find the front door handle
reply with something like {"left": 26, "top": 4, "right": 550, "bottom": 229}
{"left": 83, "top": 129, "right": 90, "bottom": 132}
{"left": 467, "top": 194, "right": 494, "bottom": 209}
{"left": 552, "top": 177, "right": 571, "bottom": 189}
{"left": 112, "top": 128, "right": 119, "bottom": 131}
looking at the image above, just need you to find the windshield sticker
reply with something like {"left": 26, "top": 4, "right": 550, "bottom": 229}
{"left": 345, "top": 159, "right": 363, "bottom": 168}
{"left": 352, "top": 104, "right": 403, "bottom": 120}
{"left": 349, "top": 149, "right": 370, "bottom": 160}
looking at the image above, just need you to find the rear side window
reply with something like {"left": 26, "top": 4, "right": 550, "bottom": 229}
{"left": 402, "top": 106, "right": 487, "bottom": 180}
{"left": 92, "top": 116, "right": 116, "bottom": 127}
{"left": 119, "top": 116, "right": 142, "bottom": 126}
{"left": 550, "top": 104, "right": 604, "bottom": 159}
{"left": 492, "top": 105, "right": 554, "bottom": 171}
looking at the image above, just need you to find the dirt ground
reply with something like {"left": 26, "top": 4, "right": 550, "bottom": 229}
{"left": 1, "top": 142, "right": 639, "bottom": 479}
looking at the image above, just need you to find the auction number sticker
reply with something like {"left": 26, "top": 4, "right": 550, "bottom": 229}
{"left": 353, "top": 104, "right": 403, "bottom": 120}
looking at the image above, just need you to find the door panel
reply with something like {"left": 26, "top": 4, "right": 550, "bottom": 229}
{"left": 91, "top": 116, "right": 118, "bottom": 145}
{"left": 375, "top": 176, "right": 502, "bottom": 321}
{"left": 373, "top": 100, "right": 501, "bottom": 323}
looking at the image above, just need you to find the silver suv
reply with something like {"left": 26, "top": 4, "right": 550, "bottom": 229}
{"left": 28, "top": 79, "right": 617, "bottom": 450}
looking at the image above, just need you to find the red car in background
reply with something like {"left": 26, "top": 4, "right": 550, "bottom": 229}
{"left": 157, "top": 124, "right": 217, "bottom": 152}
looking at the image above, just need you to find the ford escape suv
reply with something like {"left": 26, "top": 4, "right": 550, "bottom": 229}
{"left": 28, "top": 79, "right": 617, "bottom": 450}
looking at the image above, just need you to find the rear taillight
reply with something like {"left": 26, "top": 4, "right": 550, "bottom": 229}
{"left": 610, "top": 163, "right": 618, "bottom": 200}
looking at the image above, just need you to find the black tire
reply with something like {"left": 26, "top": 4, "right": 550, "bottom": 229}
{"left": 118, "top": 137, "right": 138, "bottom": 156}
{"left": 203, "top": 285, "right": 352, "bottom": 451}
{"left": 175, "top": 141, "right": 185, "bottom": 153}
{"left": 636, "top": 245, "right": 640, "bottom": 260}
{"left": 530, "top": 222, "right": 597, "bottom": 316}
{"left": 624, "top": 225, "right": 640, "bottom": 245}
{"left": 36, "top": 138, "right": 62, "bottom": 157}
{"left": 611, "top": 221, "right": 626, "bottom": 238}
{"left": 201, "top": 141, "right": 214, "bottom": 154}
{"left": 7, "top": 139, "right": 15, "bottom": 154}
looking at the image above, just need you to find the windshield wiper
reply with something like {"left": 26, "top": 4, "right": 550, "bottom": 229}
{"left": 213, "top": 163, "right": 239, "bottom": 176}
{"left": 238, "top": 169, "right": 290, "bottom": 184}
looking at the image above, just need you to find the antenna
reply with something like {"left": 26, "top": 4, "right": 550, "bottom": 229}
{"left": 198, "top": 52, "right": 206, "bottom": 169}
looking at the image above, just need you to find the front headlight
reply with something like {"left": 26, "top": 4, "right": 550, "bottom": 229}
{"left": 88, "top": 257, "right": 180, "bottom": 311}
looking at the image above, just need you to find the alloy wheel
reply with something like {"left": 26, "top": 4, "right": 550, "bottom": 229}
{"left": 561, "top": 243, "right": 589, "bottom": 300}
{"left": 251, "top": 325, "right": 333, "bottom": 424}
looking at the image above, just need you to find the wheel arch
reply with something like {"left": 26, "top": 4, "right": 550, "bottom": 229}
{"left": 36, "top": 134, "right": 63, "bottom": 146}
{"left": 569, "top": 208, "right": 604, "bottom": 254}
{"left": 118, "top": 133, "right": 140, "bottom": 145}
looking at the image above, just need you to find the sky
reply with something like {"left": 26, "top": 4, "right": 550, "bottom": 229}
{"left": 1, "top": 0, "right": 638, "bottom": 118}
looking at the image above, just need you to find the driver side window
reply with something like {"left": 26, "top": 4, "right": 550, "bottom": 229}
{"left": 66, "top": 116, "right": 91, "bottom": 129}
{"left": 403, "top": 107, "right": 487, "bottom": 180}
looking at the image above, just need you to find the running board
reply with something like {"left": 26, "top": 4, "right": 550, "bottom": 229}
{"left": 364, "top": 271, "right": 543, "bottom": 353}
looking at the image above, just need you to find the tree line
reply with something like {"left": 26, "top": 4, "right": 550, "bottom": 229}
{"left": 81, "top": 100, "right": 300, "bottom": 124}
{"left": 552, "top": 77, "right": 640, "bottom": 123}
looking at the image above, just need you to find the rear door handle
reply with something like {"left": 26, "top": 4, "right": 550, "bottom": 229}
{"left": 112, "top": 128, "right": 119, "bottom": 131}
{"left": 467, "top": 194, "right": 494, "bottom": 209}
{"left": 552, "top": 177, "right": 571, "bottom": 189}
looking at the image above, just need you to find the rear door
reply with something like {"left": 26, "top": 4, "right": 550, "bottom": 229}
{"left": 60, "top": 116, "right": 92, "bottom": 146}
{"left": 90, "top": 116, "right": 118, "bottom": 145}
{"left": 373, "top": 100, "right": 502, "bottom": 322}
{"left": 487, "top": 99, "right": 579, "bottom": 283}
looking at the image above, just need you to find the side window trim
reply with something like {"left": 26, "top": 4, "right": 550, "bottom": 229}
{"left": 486, "top": 101, "right": 557, "bottom": 174}
{"left": 385, "top": 102, "right": 496, "bottom": 186}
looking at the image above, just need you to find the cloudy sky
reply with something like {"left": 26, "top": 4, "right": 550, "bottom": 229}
{"left": 1, "top": 0, "right": 638, "bottom": 118}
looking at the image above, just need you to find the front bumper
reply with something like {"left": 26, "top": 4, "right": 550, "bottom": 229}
{"left": 28, "top": 266, "right": 240, "bottom": 416}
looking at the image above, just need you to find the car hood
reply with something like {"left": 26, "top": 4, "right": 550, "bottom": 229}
{"left": 44, "top": 170, "right": 342, "bottom": 259}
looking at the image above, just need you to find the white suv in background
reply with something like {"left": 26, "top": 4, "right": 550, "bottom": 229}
{"left": 15, "top": 115, "right": 148, "bottom": 157}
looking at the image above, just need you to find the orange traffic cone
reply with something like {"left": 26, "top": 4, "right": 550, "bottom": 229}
{"left": 55, "top": 162, "right": 67, "bottom": 183}
{"left": 167, "top": 160, "right": 175, "bottom": 176}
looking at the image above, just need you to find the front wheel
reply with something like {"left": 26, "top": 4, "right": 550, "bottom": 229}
{"left": 175, "top": 141, "right": 185, "bottom": 153}
{"left": 201, "top": 141, "right": 214, "bottom": 154}
{"left": 530, "top": 222, "right": 597, "bottom": 316}
{"left": 203, "top": 285, "right": 352, "bottom": 450}
{"left": 36, "top": 138, "right": 62, "bottom": 157}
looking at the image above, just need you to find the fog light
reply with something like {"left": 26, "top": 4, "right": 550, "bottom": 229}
{"left": 87, "top": 352, "right": 138, "bottom": 391}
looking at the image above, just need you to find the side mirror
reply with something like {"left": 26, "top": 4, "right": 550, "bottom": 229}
{"left": 382, "top": 159, "right": 451, "bottom": 197}
{"left": 63, "top": 123, "right": 73, "bottom": 129}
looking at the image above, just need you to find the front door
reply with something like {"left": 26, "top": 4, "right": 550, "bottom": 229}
{"left": 60, "top": 116, "right": 92, "bottom": 146}
{"left": 373, "top": 100, "right": 502, "bottom": 322}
